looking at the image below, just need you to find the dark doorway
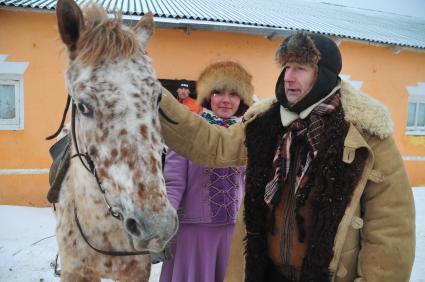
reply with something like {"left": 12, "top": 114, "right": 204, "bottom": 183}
{"left": 159, "top": 79, "right": 197, "bottom": 99}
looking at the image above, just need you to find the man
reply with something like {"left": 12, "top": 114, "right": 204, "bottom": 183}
{"left": 159, "top": 33, "right": 415, "bottom": 281}
{"left": 176, "top": 80, "right": 201, "bottom": 113}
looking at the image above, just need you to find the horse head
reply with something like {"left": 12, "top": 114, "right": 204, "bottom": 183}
{"left": 56, "top": 0, "right": 177, "bottom": 253}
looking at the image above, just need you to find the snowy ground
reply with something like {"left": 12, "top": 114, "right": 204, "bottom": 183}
{"left": 0, "top": 207, "right": 162, "bottom": 282}
{"left": 1, "top": 188, "right": 424, "bottom": 282}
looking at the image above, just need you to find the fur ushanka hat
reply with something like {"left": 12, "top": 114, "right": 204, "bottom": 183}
{"left": 196, "top": 61, "right": 254, "bottom": 107}
{"left": 275, "top": 32, "right": 342, "bottom": 113}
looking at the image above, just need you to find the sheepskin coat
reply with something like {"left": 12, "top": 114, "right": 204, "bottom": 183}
{"left": 159, "top": 81, "right": 415, "bottom": 282}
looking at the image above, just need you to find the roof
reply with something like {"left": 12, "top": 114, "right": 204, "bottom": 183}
{"left": 1, "top": 0, "right": 425, "bottom": 50}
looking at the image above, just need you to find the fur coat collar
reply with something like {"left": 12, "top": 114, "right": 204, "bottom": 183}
{"left": 244, "top": 81, "right": 393, "bottom": 140}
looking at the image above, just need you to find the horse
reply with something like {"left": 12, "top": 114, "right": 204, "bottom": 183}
{"left": 49, "top": 0, "right": 178, "bottom": 280}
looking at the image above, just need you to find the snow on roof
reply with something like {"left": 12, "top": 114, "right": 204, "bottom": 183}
{"left": 1, "top": 0, "right": 424, "bottom": 50}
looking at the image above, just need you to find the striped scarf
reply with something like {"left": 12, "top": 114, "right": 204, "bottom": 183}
{"left": 264, "top": 93, "right": 341, "bottom": 205}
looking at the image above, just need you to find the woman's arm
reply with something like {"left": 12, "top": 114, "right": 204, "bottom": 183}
{"left": 164, "top": 150, "right": 188, "bottom": 210}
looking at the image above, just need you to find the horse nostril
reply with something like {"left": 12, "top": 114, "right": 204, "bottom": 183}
{"left": 125, "top": 218, "right": 141, "bottom": 236}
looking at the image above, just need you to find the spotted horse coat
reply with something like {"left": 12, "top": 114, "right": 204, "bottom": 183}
{"left": 52, "top": 0, "right": 178, "bottom": 281}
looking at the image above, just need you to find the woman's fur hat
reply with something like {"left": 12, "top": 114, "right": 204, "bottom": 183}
{"left": 196, "top": 61, "right": 254, "bottom": 106}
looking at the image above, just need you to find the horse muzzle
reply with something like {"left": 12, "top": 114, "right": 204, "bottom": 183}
{"left": 124, "top": 205, "right": 178, "bottom": 252}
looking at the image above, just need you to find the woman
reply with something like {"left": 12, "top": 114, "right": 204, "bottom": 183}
{"left": 160, "top": 61, "right": 254, "bottom": 282}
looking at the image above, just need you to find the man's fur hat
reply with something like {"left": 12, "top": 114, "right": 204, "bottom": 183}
{"left": 275, "top": 32, "right": 341, "bottom": 74}
{"left": 275, "top": 33, "right": 322, "bottom": 67}
{"left": 196, "top": 61, "right": 254, "bottom": 106}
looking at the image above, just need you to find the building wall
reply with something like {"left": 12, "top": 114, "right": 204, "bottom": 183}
{"left": 0, "top": 10, "right": 67, "bottom": 206}
{"left": 0, "top": 9, "right": 424, "bottom": 206}
{"left": 339, "top": 41, "right": 425, "bottom": 186}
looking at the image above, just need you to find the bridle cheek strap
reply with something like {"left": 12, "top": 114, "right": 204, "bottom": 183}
{"left": 70, "top": 102, "right": 123, "bottom": 221}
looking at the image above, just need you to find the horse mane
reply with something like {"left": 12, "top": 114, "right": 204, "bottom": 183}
{"left": 76, "top": 4, "right": 140, "bottom": 65}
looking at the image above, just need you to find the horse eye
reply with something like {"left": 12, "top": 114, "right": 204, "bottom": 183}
{"left": 77, "top": 102, "right": 93, "bottom": 117}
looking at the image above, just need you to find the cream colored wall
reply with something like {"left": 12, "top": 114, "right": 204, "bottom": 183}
{"left": 339, "top": 41, "right": 425, "bottom": 186}
{"left": 0, "top": 10, "right": 67, "bottom": 206}
{"left": 0, "top": 9, "right": 424, "bottom": 206}
{"left": 149, "top": 28, "right": 280, "bottom": 99}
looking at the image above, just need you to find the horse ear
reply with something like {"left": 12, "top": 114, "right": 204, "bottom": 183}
{"left": 133, "top": 12, "right": 154, "bottom": 49}
{"left": 56, "top": 0, "right": 84, "bottom": 54}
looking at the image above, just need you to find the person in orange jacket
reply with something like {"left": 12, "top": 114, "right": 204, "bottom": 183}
{"left": 176, "top": 80, "right": 201, "bottom": 113}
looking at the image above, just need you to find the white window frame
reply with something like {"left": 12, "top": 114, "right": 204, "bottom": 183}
{"left": 0, "top": 77, "right": 23, "bottom": 130}
{"left": 406, "top": 83, "right": 425, "bottom": 136}
{"left": 0, "top": 55, "right": 28, "bottom": 130}
{"left": 340, "top": 74, "right": 363, "bottom": 90}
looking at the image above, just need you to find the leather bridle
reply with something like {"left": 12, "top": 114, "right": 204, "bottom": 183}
{"left": 47, "top": 94, "right": 154, "bottom": 256}
{"left": 70, "top": 101, "right": 124, "bottom": 220}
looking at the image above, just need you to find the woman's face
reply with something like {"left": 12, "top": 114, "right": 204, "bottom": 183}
{"left": 210, "top": 89, "right": 241, "bottom": 119}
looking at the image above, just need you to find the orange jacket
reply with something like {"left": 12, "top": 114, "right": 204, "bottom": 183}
{"left": 180, "top": 97, "right": 201, "bottom": 113}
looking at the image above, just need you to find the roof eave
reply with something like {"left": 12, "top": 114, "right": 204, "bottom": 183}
{"left": 1, "top": 5, "right": 424, "bottom": 52}
{"left": 124, "top": 15, "right": 295, "bottom": 38}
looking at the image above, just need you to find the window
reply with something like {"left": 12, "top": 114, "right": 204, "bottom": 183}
{"left": 340, "top": 74, "right": 363, "bottom": 90}
{"left": 406, "top": 82, "right": 425, "bottom": 135}
{"left": 0, "top": 55, "right": 28, "bottom": 130}
{"left": 0, "top": 80, "right": 22, "bottom": 129}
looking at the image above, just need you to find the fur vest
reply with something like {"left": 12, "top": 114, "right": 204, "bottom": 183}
{"left": 243, "top": 90, "right": 368, "bottom": 282}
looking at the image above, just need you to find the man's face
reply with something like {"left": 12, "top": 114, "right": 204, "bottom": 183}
{"left": 283, "top": 62, "right": 317, "bottom": 106}
{"left": 177, "top": 87, "right": 190, "bottom": 100}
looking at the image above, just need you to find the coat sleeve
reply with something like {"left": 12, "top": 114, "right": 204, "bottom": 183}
{"left": 159, "top": 87, "right": 247, "bottom": 168}
{"left": 164, "top": 150, "right": 189, "bottom": 210}
{"left": 358, "top": 136, "right": 415, "bottom": 281}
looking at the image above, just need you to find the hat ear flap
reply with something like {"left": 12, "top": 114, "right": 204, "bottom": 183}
{"left": 275, "top": 69, "right": 288, "bottom": 107}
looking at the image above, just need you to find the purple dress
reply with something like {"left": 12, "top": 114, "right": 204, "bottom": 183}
{"left": 160, "top": 110, "right": 245, "bottom": 282}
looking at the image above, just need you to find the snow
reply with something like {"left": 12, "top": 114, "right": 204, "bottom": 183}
{"left": 1, "top": 188, "right": 424, "bottom": 282}
{"left": 304, "top": 0, "right": 425, "bottom": 19}
{"left": 0, "top": 206, "right": 161, "bottom": 282}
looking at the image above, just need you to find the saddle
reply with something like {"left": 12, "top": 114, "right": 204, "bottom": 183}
{"left": 47, "top": 135, "right": 71, "bottom": 203}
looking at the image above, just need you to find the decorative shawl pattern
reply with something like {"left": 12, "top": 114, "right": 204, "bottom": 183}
{"left": 201, "top": 107, "right": 244, "bottom": 223}
{"left": 200, "top": 108, "right": 242, "bottom": 128}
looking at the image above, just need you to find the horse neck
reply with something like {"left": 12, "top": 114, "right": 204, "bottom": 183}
{"left": 61, "top": 162, "right": 129, "bottom": 242}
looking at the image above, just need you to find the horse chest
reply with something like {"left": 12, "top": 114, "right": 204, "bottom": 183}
{"left": 55, "top": 203, "right": 151, "bottom": 280}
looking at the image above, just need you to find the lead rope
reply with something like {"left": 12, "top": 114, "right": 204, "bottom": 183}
{"left": 51, "top": 253, "right": 61, "bottom": 277}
